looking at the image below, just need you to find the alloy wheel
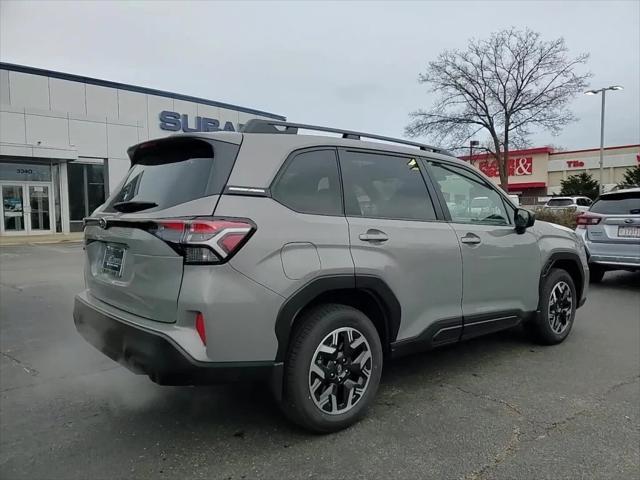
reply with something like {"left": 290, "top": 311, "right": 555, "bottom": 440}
{"left": 548, "top": 281, "right": 573, "bottom": 335}
{"left": 308, "top": 327, "right": 373, "bottom": 415}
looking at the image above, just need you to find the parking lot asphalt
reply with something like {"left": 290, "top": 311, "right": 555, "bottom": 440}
{"left": 0, "top": 243, "right": 638, "bottom": 480}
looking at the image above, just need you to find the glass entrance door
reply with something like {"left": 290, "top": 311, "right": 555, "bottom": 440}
{"left": 27, "top": 185, "right": 52, "bottom": 232}
{"left": 1, "top": 184, "right": 26, "bottom": 233}
{"left": 0, "top": 183, "right": 53, "bottom": 235}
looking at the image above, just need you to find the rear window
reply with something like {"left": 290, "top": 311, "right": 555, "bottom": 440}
{"left": 547, "top": 198, "right": 573, "bottom": 207}
{"left": 590, "top": 191, "right": 640, "bottom": 215}
{"left": 105, "top": 138, "right": 239, "bottom": 212}
{"left": 272, "top": 149, "right": 342, "bottom": 216}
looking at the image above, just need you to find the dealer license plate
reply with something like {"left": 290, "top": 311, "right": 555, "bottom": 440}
{"left": 102, "top": 244, "right": 125, "bottom": 277}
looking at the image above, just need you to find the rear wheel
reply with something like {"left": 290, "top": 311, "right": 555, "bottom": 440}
{"left": 282, "top": 304, "right": 382, "bottom": 433}
{"left": 527, "top": 269, "right": 577, "bottom": 345}
{"left": 589, "top": 264, "right": 605, "bottom": 283}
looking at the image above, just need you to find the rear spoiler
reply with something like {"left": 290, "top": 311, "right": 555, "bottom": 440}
{"left": 126, "top": 136, "right": 214, "bottom": 165}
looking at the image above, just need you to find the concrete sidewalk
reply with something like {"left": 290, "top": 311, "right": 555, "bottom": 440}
{"left": 0, "top": 232, "right": 84, "bottom": 246}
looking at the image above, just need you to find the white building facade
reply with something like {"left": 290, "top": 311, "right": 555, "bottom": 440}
{"left": 0, "top": 63, "right": 285, "bottom": 236}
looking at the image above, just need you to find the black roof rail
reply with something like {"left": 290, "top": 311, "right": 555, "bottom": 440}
{"left": 241, "top": 119, "right": 451, "bottom": 155}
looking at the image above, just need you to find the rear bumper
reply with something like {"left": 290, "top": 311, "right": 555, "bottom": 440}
{"left": 589, "top": 257, "right": 640, "bottom": 269}
{"left": 581, "top": 235, "right": 640, "bottom": 270}
{"left": 73, "top": 295, "right": 282, "bottom": 386}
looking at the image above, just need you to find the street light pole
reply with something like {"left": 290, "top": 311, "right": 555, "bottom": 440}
{"left": 585, "top": 85, "right": 623, "bottom": 194}
{"left": 599, "top": 90, "right": 605, "bottom": 194}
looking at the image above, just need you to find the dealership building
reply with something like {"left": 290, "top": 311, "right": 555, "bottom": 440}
{"left": 461, "top": 143, "right": 640, "bottom": 202}
{"left": 0, "top": 63, "right": 285, "bottom": 236}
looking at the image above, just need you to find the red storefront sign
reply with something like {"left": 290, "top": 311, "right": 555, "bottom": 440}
{"left": 477, "top": 157, "right": 533, "bottom": 177}
{"left": 566, "top": 160, "right": 585, "bottom": 168}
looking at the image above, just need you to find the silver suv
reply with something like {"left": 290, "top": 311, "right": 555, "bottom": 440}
{"left": 575, "top": 188, "right": 640, "bottom": 282}
{"left": 74, "top": 120, "right": 589, "bottom": 432}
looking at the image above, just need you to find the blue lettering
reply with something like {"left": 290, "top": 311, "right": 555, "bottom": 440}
{"left": 159, "top": 111, "right": 229, "bottom": 133}
{"left": 159, "top": 111, "right": 181, "bottom": 131}
{"left": 202, "top": 118, "right": 220, "bottom": 132}
{"left": 181, "top": 114, "right": 202, "bottom": 133}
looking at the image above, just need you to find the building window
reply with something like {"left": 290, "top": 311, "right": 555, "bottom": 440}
{"left": 68, "top": 162, "right": 106, "bottom": 232}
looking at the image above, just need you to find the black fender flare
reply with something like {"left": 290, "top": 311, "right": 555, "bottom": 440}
{"left": 539, "top": 251, "right": 586, "bottom": 307}
{"left": 274, "top": 274, "right": 401, "bottom": 362}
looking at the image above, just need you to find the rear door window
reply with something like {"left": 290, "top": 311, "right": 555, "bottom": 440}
{"left": 590, "top": 191, "right": 640, "bottom": 214}
{"left": 105, "top": 138, "right": 239, "bottom": 212}
{"left": 272, "top": 149, "right": 343, "bottom": 216}
{"left": 339, "top": 150, "right": 437, "bottom": 221}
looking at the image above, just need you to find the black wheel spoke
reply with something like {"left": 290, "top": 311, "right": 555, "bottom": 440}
{"left": 548, "top": 281, "right": 573, "bottom": 335}
{"left": 308, "top": 327, "right": 372, "bottom": 415}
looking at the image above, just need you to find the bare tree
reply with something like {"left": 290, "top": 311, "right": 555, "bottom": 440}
{"left": 406, "top": 28, "right": 591, "bottom": 190}
{"left": 475, "top": 132, "right": 531, "bottom": 163}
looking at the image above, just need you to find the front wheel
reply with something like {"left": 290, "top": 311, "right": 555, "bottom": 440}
{"left": 282, "top": 304, "right": 383, "bottom": 433}
{"left": 527, "top": 269, "right": 577, "bottom": 345}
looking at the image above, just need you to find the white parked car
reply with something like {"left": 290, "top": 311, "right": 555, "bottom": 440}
{"left": 544, "top": 196, "right": 592, "bottom": 213}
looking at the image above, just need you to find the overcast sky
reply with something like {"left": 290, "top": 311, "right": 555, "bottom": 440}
{"left": 1, "top": 0, "right": 638, "bottom": 150}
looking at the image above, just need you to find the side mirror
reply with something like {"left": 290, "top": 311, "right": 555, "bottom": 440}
{"left": 514, "top": 208, "right": 535, "bottom": 234}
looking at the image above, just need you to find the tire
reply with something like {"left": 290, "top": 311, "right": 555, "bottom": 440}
{"left": 589, "top": 264, "right": 605, "bottom": 283}
{"left": 527, "top": 268, "right": 577, "bottom": 345}
{"left": 282, "top": 303, "right": 383, "bottom": 433}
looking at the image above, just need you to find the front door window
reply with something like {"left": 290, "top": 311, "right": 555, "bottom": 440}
{"left": 2, "top": 185, "right": 25, "bottom": 232}
{"left": 428, "top": 162, "right": 511, "bottom": 225}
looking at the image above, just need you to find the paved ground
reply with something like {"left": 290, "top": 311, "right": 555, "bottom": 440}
{"left": 0, "top": 232, "right": 83, "bottom": 246}
{"left": 0, "top": 243, "right": 638, "bottom": 480}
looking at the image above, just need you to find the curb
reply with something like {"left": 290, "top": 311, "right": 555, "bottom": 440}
{"left": 0, "top": 238, "right": 84, "bottom": 247}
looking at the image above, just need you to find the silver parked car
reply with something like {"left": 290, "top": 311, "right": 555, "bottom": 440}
{"left": 575, "top": 188, "right": 640, "bottom": 282}
{"left": 74, "top": 120, "right": 588, "bottom": 432}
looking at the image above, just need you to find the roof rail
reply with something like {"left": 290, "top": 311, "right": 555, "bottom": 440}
{"left": 241, "top": 119, "right": 450, "bottom": 155}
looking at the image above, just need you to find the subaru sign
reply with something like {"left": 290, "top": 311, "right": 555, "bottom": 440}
{"left": 159, "top": 111, "right": 237, "bottom": 133}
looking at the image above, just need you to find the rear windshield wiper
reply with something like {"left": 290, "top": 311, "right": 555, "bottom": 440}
{"left": 112, "top": 201, "right": 158, "bottom": 213}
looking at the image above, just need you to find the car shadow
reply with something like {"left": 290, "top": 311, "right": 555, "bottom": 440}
{"left": 72, "top": 326, "right": 533, "bottom": 441}
{"left": 594, "top": 270, "right": 640, "bottom": 292}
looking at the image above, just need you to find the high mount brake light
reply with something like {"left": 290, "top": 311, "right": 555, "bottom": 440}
{"left": 576, "top": 213, "right": 602, "bottom": 229}
{"left": 151, "top": 218, "right": 255, "bottom": 264}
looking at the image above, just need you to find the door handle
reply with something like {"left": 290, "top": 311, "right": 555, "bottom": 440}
{"left": 460, "top": 233, "right": 481, "bottom": 245}
{"left": 359, "top": 229, "right": 388, "bottom": 242}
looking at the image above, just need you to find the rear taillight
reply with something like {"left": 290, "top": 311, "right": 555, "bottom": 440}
{"left": 151, "top": 217, "right": 255, "bottom": 264}
{"left": 195, "top": 312, "right": 207, "bottom": 345}
{"left": 576, "top": 213, "right": 602, "bottom": 229}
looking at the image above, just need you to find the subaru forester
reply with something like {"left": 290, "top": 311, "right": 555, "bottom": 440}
{"left": 74, "top": 120, "right": 589, "bottom": 432}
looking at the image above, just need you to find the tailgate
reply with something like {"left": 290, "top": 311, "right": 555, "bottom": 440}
{"left": 84, "top": 224, "right": 184, "bottom": 323}
{"left": 587, "top": 191, "right": 640, "bottom": 243}
{"left": 587, "top": 215, "right": 640, "bottom": 243}
{"left": 81, "top": 135, "right": 242, "bottom": 323}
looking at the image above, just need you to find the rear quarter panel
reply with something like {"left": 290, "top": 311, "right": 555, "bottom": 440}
{"left": 215, "top": 195, "right": 354, "bottom": 298}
